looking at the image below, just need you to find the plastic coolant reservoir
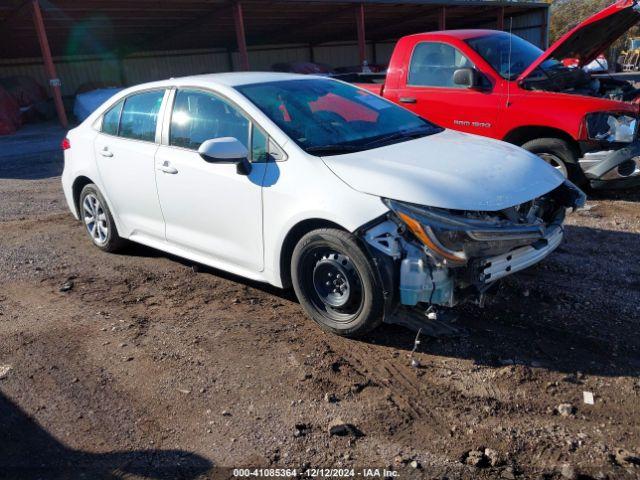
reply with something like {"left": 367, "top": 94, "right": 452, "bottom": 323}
{"left": 399, "top": 255, "right": 454, "bottom": 306}
{"left": 400, "top": 256, "right": 428, "bottom": 306}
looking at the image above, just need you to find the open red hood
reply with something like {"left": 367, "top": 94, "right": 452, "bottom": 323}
{"left": 519, "top": 0, "right": 640, "bottom": 81}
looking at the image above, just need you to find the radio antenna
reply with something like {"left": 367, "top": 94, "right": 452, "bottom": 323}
{"left": 506, "top": 17, "right": 513, "bottom": 108}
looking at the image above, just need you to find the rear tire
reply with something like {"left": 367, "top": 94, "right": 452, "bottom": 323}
{"left": 79, "top": 184, "right": 126, "bottom": 253}
{"left": 521, "top": 137, "right": 586, "bottom": 186}
{"left": 291, "top": 228, "right": 384, "bottom": 337}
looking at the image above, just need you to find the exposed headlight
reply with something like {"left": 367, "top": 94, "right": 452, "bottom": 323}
{"left": 383, "top": 199, "right": 547, "bottom": 266}
{"left": 586, "top": 113, "right": 637, "bottom": 143}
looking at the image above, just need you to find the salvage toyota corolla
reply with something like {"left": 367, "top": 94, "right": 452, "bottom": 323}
{"left": 61, "top": 73, "right": 585, "bottom": 337}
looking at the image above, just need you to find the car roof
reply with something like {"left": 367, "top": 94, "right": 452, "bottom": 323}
{"left": 128, "top": 72, "right": 318, "bottom": 92}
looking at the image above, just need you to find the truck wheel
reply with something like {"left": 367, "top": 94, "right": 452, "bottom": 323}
{"left": 79, "top": 184, "right": 126, "bottom": 253}
{"left": 521, "top": 138, "right": 585, "bottom": 185}
{"left": 291, "top": 228, "right": 384, "bottom": 338}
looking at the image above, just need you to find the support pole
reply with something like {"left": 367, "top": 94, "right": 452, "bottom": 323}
{"left": 542, "top": 7, "right": 550, "bottom": 49}
{"left": 438, "top": 6, "right": 446, "bottom": 31}
{"left": 31, "top": 0, "right": 67, "bottom": 128}
{"left": 232, "top": 1, "right": 250, "bottom": 71}
{"left": 497, "top": 6, "right": 505, "bottom": 31}
{"left": 356, "top": 3, "right": 366, "bottom": 67}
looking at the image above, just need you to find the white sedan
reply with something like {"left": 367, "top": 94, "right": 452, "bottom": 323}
{"left": 62, "top": 73, "right": 585, "bottom": 337}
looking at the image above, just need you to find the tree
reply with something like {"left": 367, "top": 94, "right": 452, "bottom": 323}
{"left": 550, "top": 0, "right": 639, "bottom": 61}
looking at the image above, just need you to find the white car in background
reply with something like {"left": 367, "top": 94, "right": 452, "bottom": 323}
{"left": 584, "top": 55, "right": 609, "bottom": 73}
{"left": 61, "top": 73, "right": 585, "bottom": 337}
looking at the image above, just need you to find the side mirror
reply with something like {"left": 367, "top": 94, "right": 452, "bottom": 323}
{"left": 198, "top": 137, "right": 250, "bottom": 175}
{"left": 453, "top": 68, "right": 480, "bottom": 89}
{"left": 198, "top": 137, "right": 248, "bottom": 163}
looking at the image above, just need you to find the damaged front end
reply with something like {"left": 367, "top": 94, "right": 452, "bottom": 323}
{"left": 360, "top": 181, "right": 585, "bottom": 310}
{"left": 522, "top": 68, "right": 640, "bottom": 103}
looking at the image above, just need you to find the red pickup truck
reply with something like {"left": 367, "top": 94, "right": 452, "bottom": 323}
{"left": 350, "top": 0, "right": 640, "bottom": 189}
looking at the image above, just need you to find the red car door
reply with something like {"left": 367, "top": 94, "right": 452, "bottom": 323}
{"left": 389, "top": 40, "right": 503, "bottom": 138}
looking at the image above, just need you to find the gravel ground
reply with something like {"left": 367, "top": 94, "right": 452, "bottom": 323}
{"left": 0, "top": 150, "right": 639, "bottom": 480}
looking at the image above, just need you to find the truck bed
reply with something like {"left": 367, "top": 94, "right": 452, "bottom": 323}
{"left": 332, "top": 72, "right": 386, "bottom": 95}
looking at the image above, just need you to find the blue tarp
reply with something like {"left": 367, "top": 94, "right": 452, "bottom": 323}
{"left": 73, "top": 88, "right": 123, "bottom": 122}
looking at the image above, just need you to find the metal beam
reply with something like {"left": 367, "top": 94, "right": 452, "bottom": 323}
{"left": 259, "top": 0, "right": 548, "bottom": 6}
{"left": 541, "top": 7, "right": 549, "bottom": 49}
{"left": 233, "top": 1, "right": 249, "bottom": 71}
{"left": 31, "top": 0, "right": 68, "bottom": 128}
{"left": 497, "top": 6, "right": 505, "bottom": 31}
{"left": 355, "top": 3, "right": 366, "bottom": 66}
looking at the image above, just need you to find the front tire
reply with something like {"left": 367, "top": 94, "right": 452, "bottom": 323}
{"left": 521, "top": 137, "right": 585, "bottom": 186}
{"left": 291, "top": 228, "right": 384, "bottom": 337}
{"left": 79, "top": 184, "right": 126, "bottom": 252}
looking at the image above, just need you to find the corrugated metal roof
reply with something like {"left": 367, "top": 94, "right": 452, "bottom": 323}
{"left": 0, "top": 0, "right": 548, "bottom": 59}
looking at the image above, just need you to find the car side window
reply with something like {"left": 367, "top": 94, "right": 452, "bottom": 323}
{"left": 170, "top": 89, "right": 249, "bottom": 151}
{"left": 102, "top": 100, "right": 123, "bottom": 136}
{"left": 408, "top": 42, "right": 473, "bottom": 88}
{"left": 118, "top": 90, "right": 165, "bottom": 142}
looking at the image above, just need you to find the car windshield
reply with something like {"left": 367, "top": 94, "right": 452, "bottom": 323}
{"left": 466, "top": 32, "right": 563, "bottom": 80}
{"left": 236, "top": 79, "right": 441, "bottom": 155}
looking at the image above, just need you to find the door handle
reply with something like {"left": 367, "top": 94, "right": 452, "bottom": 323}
{"left": 157, "top": 162, "right": 178, "bottom": 174}
{"left": 399, "top": 97, "right": 417, "bottom": 104}
{"left": 100, "top": 148, "right": 113, "bottom": 158}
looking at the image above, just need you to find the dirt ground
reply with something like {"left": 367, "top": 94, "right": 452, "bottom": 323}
{"left": 0, "top": 150, "right": 639, "bottom": 480}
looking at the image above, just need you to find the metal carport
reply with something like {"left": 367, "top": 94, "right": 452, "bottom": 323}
{"left": 0, "top": 0, "right": 550, "bottom": 128}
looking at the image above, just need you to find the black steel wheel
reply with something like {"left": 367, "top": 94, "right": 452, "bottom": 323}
{"left": 291, "top": 228, "right": 384, "bottom": 337}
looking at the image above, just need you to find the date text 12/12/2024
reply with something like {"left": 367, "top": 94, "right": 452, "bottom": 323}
{"left": 232, "top": 468, "right": 400, "bottom": 477}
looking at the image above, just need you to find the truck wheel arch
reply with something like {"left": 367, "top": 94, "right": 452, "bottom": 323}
{"left": 503, "top": 126, "right": 578, "bottom": 156}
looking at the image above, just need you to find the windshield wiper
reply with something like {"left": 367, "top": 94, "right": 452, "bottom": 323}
{"left": 364, "top": 127, "right": 437, "bottom": 148}
{"left": 305, "top": 126, "right": 438, "bottom": 155}
{"left": 306, "top": 144, "right": 364, "bottom": 155}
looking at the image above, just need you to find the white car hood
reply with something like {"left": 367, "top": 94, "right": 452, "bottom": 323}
{"left": 321, "top": 129, "right": 565, "bottom": 212}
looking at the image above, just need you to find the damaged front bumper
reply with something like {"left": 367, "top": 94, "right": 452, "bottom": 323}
{"left": 360, "top": 181, "right": 584, "bottom": 310}
{"left": 478, "top": 224, "right": 563, "bottom": 283}
{"left": 580, "top": 140, "right": 640, "bottom": 189}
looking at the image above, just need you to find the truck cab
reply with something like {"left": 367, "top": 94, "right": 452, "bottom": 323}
{"left": 352, "top": 0, "right": 640, "bottom": 189}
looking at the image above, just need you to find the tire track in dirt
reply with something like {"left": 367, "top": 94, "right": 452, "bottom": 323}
{"left": 327, "top": 337, "right": 449, "bottom": 435}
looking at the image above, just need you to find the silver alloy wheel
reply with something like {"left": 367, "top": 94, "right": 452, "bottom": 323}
{"left": 537, "top": 152, "right": 569, "bottom": 178}
{"left": 82, "top": 193, "right": 109, "bottom": 246}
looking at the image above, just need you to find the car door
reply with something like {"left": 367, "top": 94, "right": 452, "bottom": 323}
{"left": 392, "top": 41, "right": 501, "bottom": 135}
{"left": 154, "top": 88, "right": 266, "bottom": 272}
{"left": 93, "top": 89, "right": 167, "bottom": 240}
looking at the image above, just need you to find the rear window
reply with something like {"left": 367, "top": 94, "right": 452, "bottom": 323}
{"left": 118, "top": 90, "right": 165, "bottom": 142}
